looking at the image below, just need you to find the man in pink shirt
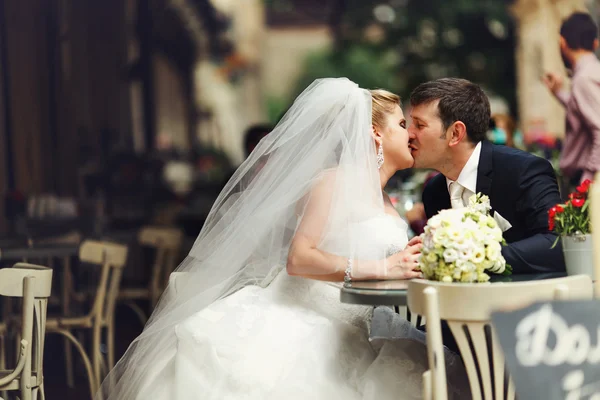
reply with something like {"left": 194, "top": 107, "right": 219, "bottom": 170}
{"left": 543, "top": 12, "right": 600, "bottom": 186}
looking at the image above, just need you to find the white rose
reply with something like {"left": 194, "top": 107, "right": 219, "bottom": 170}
{"left": 459, "top": 261, "right": 476, "bottom": 272}
{"left": 454, "top": 238, "right": 471, "bottom": 252}
{"left": 460, "top": 248, "right": 473, "bottom": 262}
{"left": 446, "top": 228, "right": 461, "bottom": 241}
{"left": 464, "top": 219, "right": 478, "bottom": 230}
{"left": 453, "top": 269, "right": 462, "bottom": 280}
{"left": 489, "top": 257, "right": 506, "bottom": 273}
{"left": 493, "top": 228, "right": 503, "bottom": 242}
{"left": 470, "top": 247, "right": 486, "bottom": 264}
{"left": 443, "top": 248, "right": 459, "bottom": 263}
{"left": 486, "top": 241, "right": 501, "bottom": 260}
{"left": 428, "top": 216, "right": 442, "bottom": 229}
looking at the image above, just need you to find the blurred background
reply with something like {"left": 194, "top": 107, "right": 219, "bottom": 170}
{"left": 0, "top": 0, "right": 598, "bottom": 398}
{"left": 0, "top": 0, "right": 598, "bottom": 236}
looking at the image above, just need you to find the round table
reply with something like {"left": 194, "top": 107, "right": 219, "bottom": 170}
{"left": 340, "top": 272, "right": 568, "bottom": 306}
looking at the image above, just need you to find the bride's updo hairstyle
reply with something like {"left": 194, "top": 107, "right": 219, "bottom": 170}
{"left": 370, "top": 89, "right": 400, "bottom": 129}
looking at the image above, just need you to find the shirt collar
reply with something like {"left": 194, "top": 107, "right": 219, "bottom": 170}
{"left": 574, "top": 53, "right": 598, "bottom": 75}
{"left": 446, "top": 141, "right": 482, "bottom": 194}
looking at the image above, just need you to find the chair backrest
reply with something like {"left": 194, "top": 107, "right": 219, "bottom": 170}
{"left": 408, "top": 275, "right": 594, "bottom": 400}
{"left": 0, "top": 264, "right": 52, "bottom": 391}
{"left": 138, "top": 226, "right": 183, "bottom": 300}
{"left": 0, "top": 265, "right": 52, "bottom": 298}
{"left": 79, "top": 240, "right": 128, "bottom": 324}
{"left": 138, "top": 227, "right": 183, "bottom": 251}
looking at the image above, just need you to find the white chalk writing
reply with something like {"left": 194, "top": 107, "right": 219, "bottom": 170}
{"left": 514, "top": 304, "right": 600, "bottom": 367}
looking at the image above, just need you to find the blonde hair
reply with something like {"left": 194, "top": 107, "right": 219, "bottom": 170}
{"left": 370, "top": 89, "right": 401, "bottom": 129}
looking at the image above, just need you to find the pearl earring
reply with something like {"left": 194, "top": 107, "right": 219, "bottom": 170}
{"left": 377, "top": 142, "right": 384, "bottom": 169}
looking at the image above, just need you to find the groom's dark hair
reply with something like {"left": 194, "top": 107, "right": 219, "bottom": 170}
{"left": 410, "top": 78, "right": 490, "bottom": 143}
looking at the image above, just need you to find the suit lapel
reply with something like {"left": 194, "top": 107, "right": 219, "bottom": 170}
{"left": 476, "top": 140, "right": 493, "bottom": 197}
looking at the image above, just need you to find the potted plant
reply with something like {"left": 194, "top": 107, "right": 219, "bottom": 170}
{"left": 549, "top": 179, "right": 594, "bottom": 279}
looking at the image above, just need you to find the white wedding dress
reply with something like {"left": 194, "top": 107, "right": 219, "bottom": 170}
{"left": 132, "top": 214, "right": 468, "bottom": 400}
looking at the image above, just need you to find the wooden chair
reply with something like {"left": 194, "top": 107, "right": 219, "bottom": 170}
{"left": 408, "top": 275, "right": 594, "bottom": 400}
{"left": 0, "top": 264, "right": 53, "bottom": 400}
{"left": 394, "top": 305, "right": 425, "bottom": 327}
{"left": 0, "top": 321, "right": 6, "bottom": 399}
{"left": 118, "top": 226, "right": 182, "bottom": 325}
{"left": 45, "top": 240, "right": 128, "bottom": 398}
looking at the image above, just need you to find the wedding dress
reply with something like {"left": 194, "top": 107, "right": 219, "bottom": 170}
{"left": 137, "top": 215, "right": 407, "bottom": 399}
{"left": 99, "top": 78, "right": 468, "bottom": 400}
{"left": 131, "top": 215, "right": 468, "bottom": 399}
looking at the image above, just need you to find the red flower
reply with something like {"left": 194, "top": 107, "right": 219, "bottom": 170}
{"left": 572, "top": 198, "right": 585, "bottom": 208}
{"left": 548, "top": 206, "right": 557, "bottom": 230}
{"left": 577, "top": 179, "right": 591, "bottom": 194}
{"left": 569, "top": 192, "right": 584, "bottom": 200}
{"left": 556, "top": 205, "right": 564, "bottom": 213}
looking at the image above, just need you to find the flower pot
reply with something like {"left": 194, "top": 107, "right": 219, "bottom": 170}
{"left": 561, "top": 234, "right": 596, "bottom": 280}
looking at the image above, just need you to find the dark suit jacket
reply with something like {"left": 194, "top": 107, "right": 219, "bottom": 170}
{"left": 422, "top": 140, "right": 566, "bottom": 274}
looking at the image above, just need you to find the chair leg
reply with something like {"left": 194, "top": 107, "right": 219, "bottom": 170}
{"left": 64, "top": 334, "right": 74, "bottom": 388}
{"left": 107, "top": 322, "right": 115, "bottom": 373}
{"left": 0, "top": 335, "right": 7, "bottom": 400}
{"left": 39, "top": 382, "right": 46, "bottom": 400}
{"left": 96, "top": 348, "right": 108, "bottom": 380}
{"left": 49, "top": 329, "right": 96, "bottom": 399}
{"left": 423, "top": 370, "right": 432, "bottom": 400}
{"left": 92, "top": 324, "right": 102, "bottom": 390}
{"left": 21, "top": 372, "right": 32, "bottom": 400}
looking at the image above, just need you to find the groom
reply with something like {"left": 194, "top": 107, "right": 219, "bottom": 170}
{"left": 409, "top": 78, "right": 566, "bottom": 274}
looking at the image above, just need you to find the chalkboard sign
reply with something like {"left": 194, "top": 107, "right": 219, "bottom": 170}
{"left": 491, "top": 301, "right": 600, "bottom": 400}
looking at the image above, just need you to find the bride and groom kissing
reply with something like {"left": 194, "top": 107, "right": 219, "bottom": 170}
{"left": 98, "top": 78, "right": 566, "bottom": 399}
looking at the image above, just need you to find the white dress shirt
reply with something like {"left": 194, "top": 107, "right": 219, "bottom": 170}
{"left": 445, "top": 142, "right": 482, "bottom": 207}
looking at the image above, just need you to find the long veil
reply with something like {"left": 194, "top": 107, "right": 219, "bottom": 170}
{"left": 98, "top": 78, "right": 390, "bottom": 399}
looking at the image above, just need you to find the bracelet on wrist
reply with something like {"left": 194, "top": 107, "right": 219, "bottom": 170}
{"left": 344, "top": 258, "right": 353, "bottom": 284}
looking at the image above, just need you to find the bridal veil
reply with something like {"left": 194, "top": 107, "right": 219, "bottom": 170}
{"left": 98, "top": 78, "right": 392, "bottom": 399}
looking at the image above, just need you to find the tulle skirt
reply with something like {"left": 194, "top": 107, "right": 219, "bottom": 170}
{"left": 131, "top": 271, "right": 467, "bottom": 400}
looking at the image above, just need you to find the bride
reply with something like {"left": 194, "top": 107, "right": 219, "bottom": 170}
{"left": 99, "top": 78, "right": 466, "bottom": 400}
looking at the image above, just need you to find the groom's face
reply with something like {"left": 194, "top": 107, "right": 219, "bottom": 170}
{"left": 408, "top": 101, "right": 449, "bottom": 169}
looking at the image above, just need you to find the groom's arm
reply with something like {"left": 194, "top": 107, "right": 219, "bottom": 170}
{"left": 501, "top": 156, "right": 566, "bottom": 274}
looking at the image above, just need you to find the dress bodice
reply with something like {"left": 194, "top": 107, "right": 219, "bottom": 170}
{"left": 319, "top": 213, "right": 409, "bottom": 259}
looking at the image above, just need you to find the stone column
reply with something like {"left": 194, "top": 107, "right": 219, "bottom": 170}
{"left": 510, "top": 0, "right": 587, "bottom": 141}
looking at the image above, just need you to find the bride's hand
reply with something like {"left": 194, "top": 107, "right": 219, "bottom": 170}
{"left": 385, "top": 239, "right": 422, "bottom": 280}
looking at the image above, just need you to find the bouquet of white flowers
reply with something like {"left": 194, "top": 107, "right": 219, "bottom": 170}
{"left": 419, "top": 193, "right": 512, "bottom": 283}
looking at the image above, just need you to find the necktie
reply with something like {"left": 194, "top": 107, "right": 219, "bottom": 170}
{"left": 449, "top": 182, "right": 465, "bottom": 209}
